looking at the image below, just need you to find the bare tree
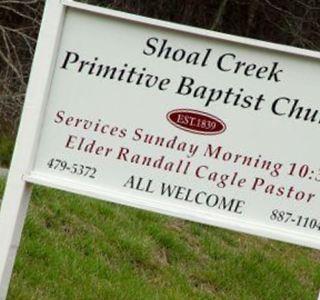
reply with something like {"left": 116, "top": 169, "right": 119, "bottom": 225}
{"left": 0, "top": 0, "right": 42, "bottom": 133}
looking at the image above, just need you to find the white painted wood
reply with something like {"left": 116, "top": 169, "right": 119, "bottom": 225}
{"left": 24, "top": 172, "right": 320, "bottom": 250}
{"left": 62, "top": 0, "right": 320, "bottom": 60}
{"left": 31, "top": 0, "right": 320, "bottom": 250}
{"left": 0, "top": 1, "right": 66, "bottom": 299}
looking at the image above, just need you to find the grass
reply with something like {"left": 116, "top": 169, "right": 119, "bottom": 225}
{"left": 0, "top": 135, "right": 14, "bottom": 168}
{"left": 0, "top": 178, "right": 319, "bottom": 299}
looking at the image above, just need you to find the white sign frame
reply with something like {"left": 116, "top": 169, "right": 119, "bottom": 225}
{"left": 0, "top": 0, "right": 319, "bottom": 298}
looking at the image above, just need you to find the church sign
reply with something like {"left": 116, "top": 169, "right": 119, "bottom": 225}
{"left": 0, "top": 0, "right": 319, "bottom": 298}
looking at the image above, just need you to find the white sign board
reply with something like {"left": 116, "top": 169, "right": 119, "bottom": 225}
{"left": 0, "top": 0, "right": 319, "bottom": 298}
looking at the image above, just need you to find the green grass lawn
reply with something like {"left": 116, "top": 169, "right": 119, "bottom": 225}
{"left": 0, "top": 135, "right": 14, "bottom": 168}
{"left": 0, "top": 179, "right": 319, "bottom": 299}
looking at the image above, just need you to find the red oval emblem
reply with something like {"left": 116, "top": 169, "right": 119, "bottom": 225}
{"left": 166, "top": 109, "right": 226, "bottom": 135}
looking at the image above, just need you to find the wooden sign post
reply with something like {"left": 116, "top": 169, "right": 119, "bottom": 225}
{"left": 0, "top": 0, "right": 319, "bottom": 298}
